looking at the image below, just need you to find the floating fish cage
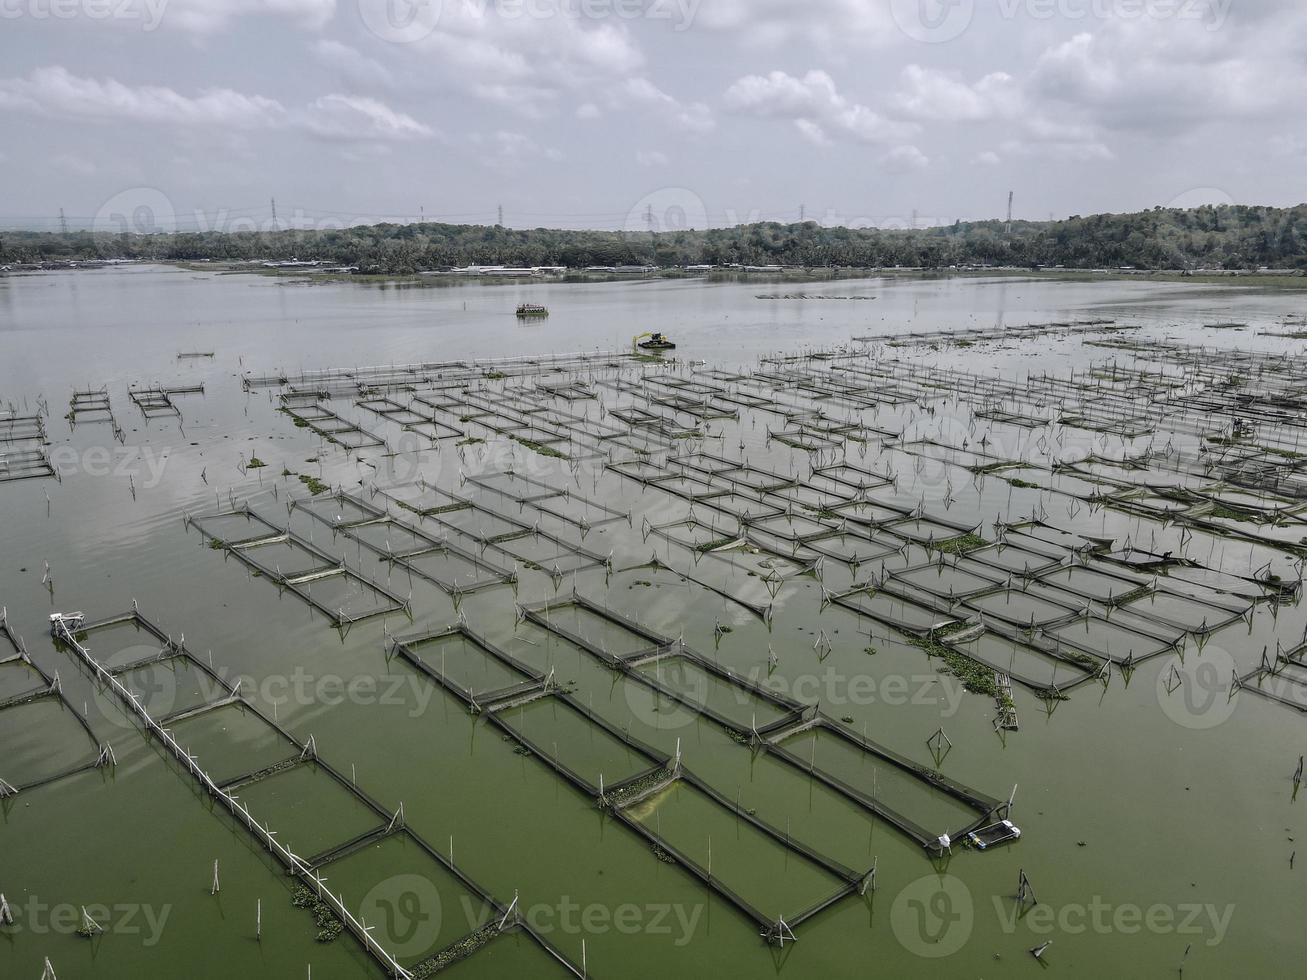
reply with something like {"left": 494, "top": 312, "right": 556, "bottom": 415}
{"left": 52, "top": 607, "right": 586, "bottom": 978}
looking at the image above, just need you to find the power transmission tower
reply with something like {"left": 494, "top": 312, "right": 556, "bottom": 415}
{"left": 59, "top": 208, "right": 69, "bottom": 234}
{"left": 1006, "top": 191, "right": 1014, "bottom": 234}
{"left": 799, "top": 203, "right": 806, "bottom": 223}
{"left": 497, "top": 204, "right": 503, "bottom": 227}
{"left": 270, "top": 197, "right": 278, "bottom": 230}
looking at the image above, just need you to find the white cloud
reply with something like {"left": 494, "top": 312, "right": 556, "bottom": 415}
{"left": 469, "top": 130, "right": 564, "bottom": 170}
{"left": 165, "top": 0, "right": 334, "bottom": 34}
{"left": 0, "top": 66, "right": 284, "bottom": 128}
{"left": 1000, "top": 137, "right": 1113, "bottom": 163}
{"left": 52, "top": 152, "right": 96, "bottom": 176}
{"left": 698, "top": 0, "right": 895, "bottom": 49}
{"left": 575, "top": 102, "right": 600, "bottom": 119}
{"left": 891, "top": 67, "right": 1020, "bottom": 122}
{"left": 0, "top": 67, "right": 432, "bottom": 144}
{"left": 1030, "top": 15, "right": 1307, "bottom": 131}
{"left": 311, "top": 40, "right": 395, "bottom": 90}
{"left": 974, "top": 150, "right": 1001, "bottom": 166}
{"left": 636, "top": 149, "right": 669, "bottom": 167}
{"left": 880, "top": 144, "right": 929, "bottom": 172}
{"left": 723, "top": 69, "right": 915, "bottom": 145}
{"left": 303, "top": 95, "right": 433, "bottom": 141}
{"left": 619, "top": 78, "right": 713, "bottom": 134}
{"left": 413, "top": 3, "right": 643, "bottom": 117}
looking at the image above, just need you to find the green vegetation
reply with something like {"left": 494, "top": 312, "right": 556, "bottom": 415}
{"left": 246, "top": 456, "right": 266, "bottom": 468}
{"left": 297, "top": 474, "right": 329, "bottom": 495}
{"left": 696, "top": 536, "right": 742, "bottom": 553}
{"left": 933, "top": 532, "right": 988, "bottom": 555}
{"left": 455, "top": 436, "right": 484, "bottom": 446}
{"left": 291, "top": 884, "right": 343, "bottom": 943}
{"left": 511, "top": 436, "right": 567, "bottom": 459}
{"left": 14, "top": 203, "right": 1307, "bottom": 274}
{"left": 913, "top": 624, "right": 997, "bottom": 697}
{"left": 414, "top": 924, "right": 499, "bottom": 977}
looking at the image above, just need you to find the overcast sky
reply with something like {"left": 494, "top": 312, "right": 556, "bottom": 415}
{"left": 0, "top": 0, "right": 1302, "bottom": 232}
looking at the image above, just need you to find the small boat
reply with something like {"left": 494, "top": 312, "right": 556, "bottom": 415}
{"left": 516, "top": 304, "right": 549, "bottom": 318}
{"left": 966, "top": 819, "right": 1022, "bottom": 850}
{"left": 634, "top": 331, "right": 676, "bottom": 351}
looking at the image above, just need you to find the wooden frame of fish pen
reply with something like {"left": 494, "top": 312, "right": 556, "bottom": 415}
{"left": 186, "top": 506, "right": 411, "bottom": 628}
{"left": 0, "top": 413, "right": 46, "bottom": 444}
{"left": 0, "top": 446, "right": 55, "bottom": 483}
{"left": 291, "top": 489, "right": 518, "bottom": 594}
{"left": 760, "top": 715, "right": 1004, "bottom": 854}
{"left": 279, "top": 396, "right": 387, "bottom": 450}
{"left": 128, "top": 383, "right": 204, "bottom": 419}
{"left": 68, "top": 386, "right": 115, "bottom": 425}
{"left": 53, "top": 608, "right": 586, "bottom": 979}
{"left": 391, "top": 624, "right": 548, "bottom": 712}
{"left": 0, "top": 608, "right": 107, "bottom": 797}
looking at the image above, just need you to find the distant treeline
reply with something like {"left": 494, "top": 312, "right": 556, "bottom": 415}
{"left": 4, "top": 204, "right": 1307, "bottom": 274}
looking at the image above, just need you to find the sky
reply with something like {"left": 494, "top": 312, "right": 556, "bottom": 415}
{"left": 0, "top": 0, "right": 1303, "bottom": 233}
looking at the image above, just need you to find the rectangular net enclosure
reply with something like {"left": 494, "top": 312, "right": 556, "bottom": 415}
{"left": 0, "top": 698, "right": 103, "bottom": 793}
{"left": 614, "top": 774, "right": 861, "bottom": 939}
{"left": 128, "top": 383, "right": 204, "bottom": 419}
{"left": 943, "top": 628, "right": 1096, "bottom": 694}
{"left": 68, "top": 386, "right": 115, "bottom": 424}
{"left": 432, "top": 925, "right": 586, "bottom": 979}
{"left": 465, "top": 470, "right": 630, "bottom": 530}
{"left": 316, "top": 832, "right": 534, "bottom": 973}
{"left": 354, "top": 394, "right": 466, "bottom": 441}
{"left": 0, "top": 607, "right": 103, "bottom": 795}
{"left": 280, "top": 396, "right": 386, "bottom": 449}
{"left": 393, "top": 624, "right": 545, "bottom": 710}
{"left": 488, "top": 692, "right": 669, "bottom": 796}
{"left": 54, "top": 606, "right": 589, "bottom": 976}
{"left": 521, "top": 594, "right": 673, "bottom": 665}
{"left": 0, "top": 657, "right": 49, "bottom": 706}
{"left": 763, "top": 718, "right": 1003, "bottom": 853}
{"left": 0, "top": 446, "right": 55, "bottom": 483}
{"left": 1043, "top": 614, "right": 1182, "bottom": 667}
{"left": 188, "top": 508, "right": 410, "bottom": 627}
{"left": 832, "top": 588, "right": 961, "bottom": 637}
{"left": 0, "top": 413, "right": 46, "bottom": 444}
{"left": 629, "top": 648, "right": 805, "bottom": 738}
{"left": 232, "top": 761, "right": 391, "bottom": 864}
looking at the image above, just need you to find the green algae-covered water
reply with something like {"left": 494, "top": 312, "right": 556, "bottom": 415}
{"left": 2, "top": 265, "right": 1307, "bottom": 979}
